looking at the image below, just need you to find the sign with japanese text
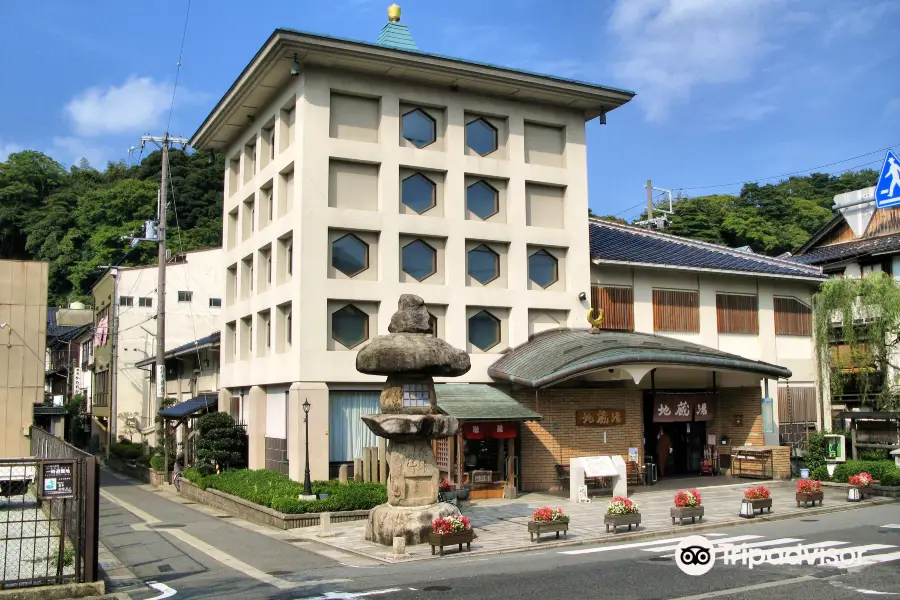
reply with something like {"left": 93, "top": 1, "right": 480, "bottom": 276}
{"left": 41, "top": 461, "right": 75, "bottom": 499}
{"left": 575, "top": 409, "right": 626, "bottom": 427}
{"left": 653, "top": 396, "right": 693, "bottom": 422}
{"left": 471, "top": 470, "right": 493, "bottom": 484}
{"left": 693, "top": 399, "right": 713, "bottom": 421}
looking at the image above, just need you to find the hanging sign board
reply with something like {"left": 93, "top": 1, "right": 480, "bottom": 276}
{"left": 653, "top": 396, "right": 692, "bottom": 422}
{"left": 41, "top": 461, "right": 76, "bottom": 499}
{"left": 575, "top": 409, "right": 626, "bottom": 427}
{"left": 693, "top": 399, "right": 713, "bottom": 422}
{"left": 471, "top": 470, "right": 493, "bottom": 484}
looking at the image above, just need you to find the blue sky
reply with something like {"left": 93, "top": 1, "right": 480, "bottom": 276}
{"left": 2, "top": 0, "right": 899, "bottom": 218}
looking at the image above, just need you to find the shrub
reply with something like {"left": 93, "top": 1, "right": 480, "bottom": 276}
{"left": 196, "top": 412, "right": 245, "bottom": 475}
{"left": 797, "top": 479, "right": 822, "bottom": 494}
{"left": 881, "top": 469, "right": 900, "bottom": 486}
{"left": 858, "top": 448, "right": 891, "bottom": 461}
{"left": 804, "top": 431, "right": 827, "bottom": 472}
{"left": 110, "top": 441, "right": 144, "bottom": 460}
{"left": 150, "top": 455, "right": 171, "bottom": 473}
{"left": 832, "top": 460, "right": 896, "bottom": 483}
{"left": 136, "top": 454, "right": 152, "bottom": 468}
{"left": 194, "top": 469, "right": 387, "bottom": 514}
{"left": 810, "top": 466, "right": 830, "bottom": 481}
{"left": 744, "top": 485, "right": 770, "bottom": 500}
{"left": 182, "top": 468, "right": 208, "bottom": 489}
{"left": 673, "top": 489, "right": 702, "bottom": 507}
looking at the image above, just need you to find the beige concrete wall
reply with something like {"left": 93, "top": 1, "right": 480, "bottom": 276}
{"left": 0, "top": 260, "right": 48, "bottom": 457}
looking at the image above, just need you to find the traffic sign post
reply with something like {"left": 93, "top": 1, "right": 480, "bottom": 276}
{"left": 875, "top": 149, "right": 900, "bottom": 209}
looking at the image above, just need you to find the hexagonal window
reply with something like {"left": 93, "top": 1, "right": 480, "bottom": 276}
{"left": 401, "top": 239, "right": 437, "bottom": 281}
{"left": 332, "top": 304, "right": 369, "bottom": 349}
{"left": 466, "top": 118, "right": 498, "bottom": 156}
{"left": 467, "top": 245, "right": 499, "bottom": 285}
{"left": 528, "top": 250, "right": 558, "bottom": 288}
{"left": 468, "top": 310, "right": 500, "bottom": 351}
{"left": 402, "top": 109, "right": 436, "bottom": 148}
{"left": 331, "top": 234, "right": 368, "bottom": 277}
{"left": 466, "top": 180, "right": 499, "bottom": 220}
{"left": 401, "top": 173, "right": 436, "bottom": 214}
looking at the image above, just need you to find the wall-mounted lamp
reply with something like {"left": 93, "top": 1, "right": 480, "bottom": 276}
{"left": 578, "top": 292, "right": 587, "bottom": 301}
{"left": 290, "top": 54, "right": 301, "bottom": 77}
{"left": 599, "top": 109, "right": 607, "bottom": 125}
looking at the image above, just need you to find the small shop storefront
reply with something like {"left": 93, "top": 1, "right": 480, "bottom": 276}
{"left": 434, "top": 385, "right": 541, "bottom": 498}
{"left": 485, "top": 328, "right": 793, "bottom": 492}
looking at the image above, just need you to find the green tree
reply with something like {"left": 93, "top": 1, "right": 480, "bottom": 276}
{"left": 196, "top": 412, "right": 246, "bottom": 475}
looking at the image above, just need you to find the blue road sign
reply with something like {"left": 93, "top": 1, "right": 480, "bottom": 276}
{"left": 876, "top": 149, "right": 900, "bottom": 208}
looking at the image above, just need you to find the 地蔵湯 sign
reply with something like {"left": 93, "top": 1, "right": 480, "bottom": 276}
{"left": 576, "top": 409, "right": 626, "bottom": 427}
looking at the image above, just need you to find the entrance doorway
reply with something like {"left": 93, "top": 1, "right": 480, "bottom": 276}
{"left": 643, "top": 394, "right": 708, "bottom": 477}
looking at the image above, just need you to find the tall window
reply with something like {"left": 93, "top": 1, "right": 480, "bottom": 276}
{"left": 591, "top": 286, "right": 634, "bottom": 331}
{"left": 774, "top": 297, "right": 812, "bottom": 336}
{"left": 652, "top": 289, "right": 699, "bottom": 332}
{"left": 716, "top": 293, "right": 759, "bottom": 334}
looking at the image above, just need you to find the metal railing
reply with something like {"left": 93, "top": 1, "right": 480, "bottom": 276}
{"left": 0, "top": 429, "right": 100, "bottom": 590}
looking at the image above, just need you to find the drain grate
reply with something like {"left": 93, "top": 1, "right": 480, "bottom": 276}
{"left": 283, "top": 538, "right": 307, "bottom": 543}
{"left": 800, "top": 519, "right": 819, "bottom": 522}
{"left": 157, "top": 564, "right": 174, "bottom": 573}
{"left": 216, "top": 515, "right": 234, "bottom": 519}
{"left": 267, "top": 570, "right": 292, "bottom": 576}
{"left": 423, "top": 586, "right": 452, "bottom": 592}
{"left": 152, "top": 524, "right": 187, "bottom": 528}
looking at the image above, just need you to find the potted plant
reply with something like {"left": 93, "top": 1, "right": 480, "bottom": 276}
{"left": 439, "top": 478, "right": 457, "bottom": 502}
{"left": 456, "top": 484, "right": 470, "bottom": 501}
{"left": 848, "top": 472, "right": 873, "bottom": 501}
{"left": 743, "top": 485, "right": 772, "bottom": 515}
{"left": 428, "top": 515, "right": 474, "bottom": 556}
{"left": 671, "top": 489, "right": 704, "bottom": 525}
{"left": 796, "top": 479, "right": 823, "bottom": 507}
{"left": 604, "top": 496, "right": 640, "bottom": 533}
{"left": 528, "top": 506, "right": 570, "bottom": 542}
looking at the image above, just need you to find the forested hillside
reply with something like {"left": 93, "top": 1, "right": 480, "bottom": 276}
{"left": 636, "top": 170, "right": 879, "bottom": 256}
{"left": 0, "top": 150, "right": 224, "bottom": 306}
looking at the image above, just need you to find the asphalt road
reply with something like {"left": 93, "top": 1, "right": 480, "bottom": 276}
{"left": 99, "top": 471, "right": 900, "bottom": 600}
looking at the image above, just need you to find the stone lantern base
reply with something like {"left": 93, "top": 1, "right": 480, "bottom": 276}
{"left": 365, "top": 501, "right": 461, "bottom": 545}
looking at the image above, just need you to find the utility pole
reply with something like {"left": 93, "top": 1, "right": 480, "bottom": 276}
{"left": 646, "top": 179, "right": 653, "bottom": 226}
{"left": 138, "top": 133, "right": 189, "bottom": 417}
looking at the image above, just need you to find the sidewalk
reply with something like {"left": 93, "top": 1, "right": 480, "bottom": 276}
{"left": 291, "top": 479, "right": 896, "bottom": 562}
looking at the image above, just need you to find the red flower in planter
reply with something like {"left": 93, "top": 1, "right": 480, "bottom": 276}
{"left": 673, "top": 489, "right": 702, "bottom": 508}
{"left": 432, "top": 515, "right": 471, "bottom": 534}
{"left": 744, "top": 485, "right": 770, "bottom": 500}
{"left": 439, "top": 478, "right": 452, "bottom": 492}
{"left": 797, "top": 479, "right": 822, "bottom": 494}
{"left": 849, "top": 472, "right": 873, "bottom": 487}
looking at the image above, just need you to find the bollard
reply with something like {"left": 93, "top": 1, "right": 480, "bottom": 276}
{"left": 392, "top": 536, "right": 408, "bottom": 558}
{"left": 353, "top": 458, "right": 363, "bottom": 482}
{"left": 338, "top": 464, "right": 349, "bottom": 484}
{"left": 318, "top": 512, "right": 334, "bottom": 538}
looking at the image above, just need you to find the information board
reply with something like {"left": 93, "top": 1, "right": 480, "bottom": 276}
{"left": 580, "top": 456, "right": 618, "bottom": 478}
{"left": 41, "top": 461, "right": 75, "bottom": 499}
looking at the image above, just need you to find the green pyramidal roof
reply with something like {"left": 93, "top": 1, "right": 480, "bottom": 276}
{"left": 377, "top": 22, "right": 418, "bottom": 51}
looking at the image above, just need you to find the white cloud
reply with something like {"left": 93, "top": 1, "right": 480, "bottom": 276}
{"left": 608, "top": 0, "right": 789, "bottom": 122}
{"left": 51, "top": 137, "right": 110, "bottom": 169}
{"left": 64, "top": 76, "right": 203, "bottom": 137}
{"left": 0, "top": 139, "right": 24, "bottom": 161}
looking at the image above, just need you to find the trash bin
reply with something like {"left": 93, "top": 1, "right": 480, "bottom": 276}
{"left": 799, "top": 468, "right": 810, "bottom": 479}
{"left": 644, "top": 461, "right": 658, "bottom": 486}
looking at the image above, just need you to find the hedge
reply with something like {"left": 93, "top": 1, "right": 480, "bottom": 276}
{"left": 182, "top": 468, "right": 387, "bottom": 514}
{"left": 110, "top": 441, "right": 144, "bottom": 460}
{"left": 831, "top": 460, "right": 900, "bottom": 485}
{"left": 810, "top": 466, "right": 830, "bottom": 481}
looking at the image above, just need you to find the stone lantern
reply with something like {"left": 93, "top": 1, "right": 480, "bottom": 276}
{"left": 357, "top": 294, "right": 470, "bottom": 545}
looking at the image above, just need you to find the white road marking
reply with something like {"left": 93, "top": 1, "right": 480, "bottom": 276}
{"left": 293, "top": 588, "right": 402, "bottom": 600}
{"left": 851, "top": 549, "right": 900, "bottom": 566}
{"left": 655, "top": 538, "right": 804, "bottom": 558}
{"left": 100, "top": 489, "right": 160, "bottom": 524}
{"left": 881, "top": 524, "right": 900, "bottom": 529}
{"left": 560, "top": 533, "right": 727, "bottom": 555}
{"left": 146, "top": 581, "right": 177, "bottom": 599}
{"left": 831, "top": 580, "right": 900, "bottom": 596}
{"left": 105, "top": 489, "right": 340, "bottom": 591}
{"left": 644, "top": 535, "right": 764, "bottom": 553}
{"left": 667, "top": 575, "right": 817, "bottom": 600}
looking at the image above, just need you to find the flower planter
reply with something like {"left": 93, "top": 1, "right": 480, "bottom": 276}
{"left": 528, "top": 520, "right": 569, "bottom": 542}
{"left": 428, "top": 529, "right": 475, "bottom": 556}
{"left": 795, "top": 491, "right": 823, "bottom": 508}
{"left": 604, "top": 513, "right": 641, "bottom": 533}
{"left": 456, "top": 488, "right": 470, "bottom": 501}
{"left": 747, "top": 498, "right": 772, "bottom": 514}
{"left": 670, "top": 505, "right": 704, "bottom": 525}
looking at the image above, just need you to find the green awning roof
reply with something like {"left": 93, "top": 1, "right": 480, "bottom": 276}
{"left": 488, "top": 328, "right": 792, "bottom": 388}
{"left": 435, "top": 384, "right": 542, "bottom": 422}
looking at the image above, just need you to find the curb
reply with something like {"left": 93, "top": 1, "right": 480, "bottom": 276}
{"left": 303, "top": 496, "right": 898, "bottom": 564}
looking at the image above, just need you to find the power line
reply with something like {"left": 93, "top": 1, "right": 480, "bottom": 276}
{"left": 674, "top": 143, "right": 896, "bottom": 192}
{"left": 166, "top": 0, "right": 193, "bottom": 133}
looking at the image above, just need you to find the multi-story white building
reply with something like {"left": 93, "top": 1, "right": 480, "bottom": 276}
{"left": 190, "top": 6, "right": 826, "bottom": 489}
{"left": 91, "top": 248, "right": 223, "bottom": 446}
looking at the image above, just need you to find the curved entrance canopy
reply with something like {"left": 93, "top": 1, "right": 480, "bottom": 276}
{"left": 488, "top": 328, "right": 792, "bottom": 388}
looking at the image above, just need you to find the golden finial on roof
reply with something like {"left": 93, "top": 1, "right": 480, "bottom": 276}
{"left": 388, "top": 4, "right": 401, "bottom": 22}
{"left": 587, "top": 308, "right": 604, "bottom": 333}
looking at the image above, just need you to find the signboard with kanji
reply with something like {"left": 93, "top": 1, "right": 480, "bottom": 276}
{"left": 575, "top": 409, "right": 626, "bottom": 427}
{"left": 653, "top": 396, "right": 693, "bottom": 422}
{"left": 41, "top": 461, "right": 76, "bottom": 499}
{"left": 471, "top": 470, "right": 493, "bottom": 484}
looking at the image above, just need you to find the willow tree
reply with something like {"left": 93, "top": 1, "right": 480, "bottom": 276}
{"left": 813, "top": 272, "right": 900, "bottom": 411}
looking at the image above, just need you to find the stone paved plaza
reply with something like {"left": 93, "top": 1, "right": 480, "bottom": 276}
{"left": 293, "top": 478, "right": 895, "bottom": 561}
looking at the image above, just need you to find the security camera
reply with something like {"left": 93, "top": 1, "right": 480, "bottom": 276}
{"left": 578, "top": 292, "right": 587, "bottom": 301}
{"left": 290, "top": 54, "right": 301, "bottom": 77}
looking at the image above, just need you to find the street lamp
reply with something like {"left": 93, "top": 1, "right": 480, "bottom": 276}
{"left": 303, "top": 398, "right": 312, "bottom": 496}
